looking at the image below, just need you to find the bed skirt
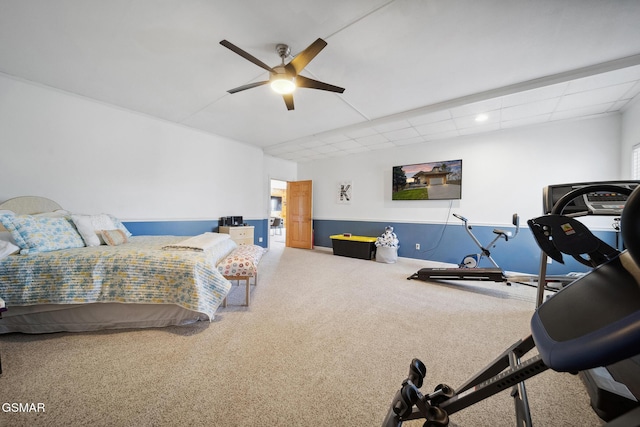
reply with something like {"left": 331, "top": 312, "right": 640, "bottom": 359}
{"left": 0, "top": 303, "right": 210, "bottom": 334}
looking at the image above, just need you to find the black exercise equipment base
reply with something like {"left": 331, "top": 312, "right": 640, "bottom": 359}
{"left": 382, "top": 335, "right": 547, "bottom": 427}
{"left": 581, "top": 356, "right": 640, "bottom": 421}
{"left": 408, "top": 267, "right": 507, "bottom": 283}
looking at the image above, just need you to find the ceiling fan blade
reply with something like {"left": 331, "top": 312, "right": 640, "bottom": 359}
{"left": 283, "top": 94, "right": 294, "bottom": 110}
{"left": 285, "top": 38, "right": 328, "bottom": 75}
{"left": 227, "top": 80, "right": 269, "bottom": 94}
{"left": 220, "top": 40, "right": 273, "bottom": 72}
{"left": 296, "top": 75, "right": 345, "bottom": 93}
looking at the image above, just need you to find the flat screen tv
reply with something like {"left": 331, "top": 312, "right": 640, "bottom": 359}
{"left": 392, "top": 159, "right": 462, "bottom": 200}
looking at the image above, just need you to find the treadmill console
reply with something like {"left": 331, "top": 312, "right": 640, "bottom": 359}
{"left": 583, "top": 191, "right": 628, "bottom": 215}
{"left": 542, "top": 181, "right": 640, "bottom": 215}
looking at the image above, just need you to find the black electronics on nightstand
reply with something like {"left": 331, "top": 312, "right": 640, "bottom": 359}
{"left": 219, "top": 216, "right": 244, "bottom": 227}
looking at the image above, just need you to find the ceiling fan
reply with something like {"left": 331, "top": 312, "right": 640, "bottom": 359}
{"left": 219, "top": 38, "right": 345, "bottom": 111}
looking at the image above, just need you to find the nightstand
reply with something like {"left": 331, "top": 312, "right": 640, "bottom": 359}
{"left": 219, "top": 226, "right": 254, "bottom": 245}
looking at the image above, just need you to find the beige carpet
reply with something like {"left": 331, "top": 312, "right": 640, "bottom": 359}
{"left": 0, "top": 243, "right": 604, "bottom": 426}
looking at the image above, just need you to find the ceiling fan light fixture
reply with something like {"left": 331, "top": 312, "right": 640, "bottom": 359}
{"left": 221, "top": 38, "right": 344, "bottom": 110}
{"left": 270, "top": 75, "right": 296, "bottom": 94}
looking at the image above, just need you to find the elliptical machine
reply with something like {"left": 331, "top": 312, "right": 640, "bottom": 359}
{"left": 408, "top": 212, "right": 519, "bottom": 284}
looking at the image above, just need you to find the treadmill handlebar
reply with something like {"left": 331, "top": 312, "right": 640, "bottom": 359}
{"left": 551, "top": 184, "right": 634, "bottom": 215}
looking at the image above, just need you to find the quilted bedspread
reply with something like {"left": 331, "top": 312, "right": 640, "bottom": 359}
{"left": 0, "top": 236, "right": 236, "bottom": 319}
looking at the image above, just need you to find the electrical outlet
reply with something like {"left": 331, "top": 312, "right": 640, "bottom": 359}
{"left": 259, "top": 237, "right": 263, "bottom": 243}
{"left": 415, "top": 243, "right": 420, "bottom": 250}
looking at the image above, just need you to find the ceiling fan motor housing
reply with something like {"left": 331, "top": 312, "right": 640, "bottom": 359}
{"left": 275, "top": 43, "right": 291, "bottom": 60}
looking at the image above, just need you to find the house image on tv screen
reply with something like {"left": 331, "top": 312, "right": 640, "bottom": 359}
{"left": 392, "top": 159, "right": 462, "bottom": 200}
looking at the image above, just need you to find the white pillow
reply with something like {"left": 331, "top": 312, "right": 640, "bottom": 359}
{"left": 0, "top": 231, "right": 18, "bottom": 246}
{"left": 0, "top": 240, "right": 19, "bottom": 259}
{"left": 71, "top": 214, "right": 116, "bottom": 247}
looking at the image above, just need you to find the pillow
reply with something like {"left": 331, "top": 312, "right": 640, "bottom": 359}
{"left": 0, "top": 240, "right": 20, "bottom": 259}
{"left": 0, "top": 210, "right": 14, "bottom": 233}
{"left": 0, "top": 215, "right": 85, "bottom": 254}
{"left": 0, "top": 214, "right": 27, "bottom": 248}
{"left": 33, "top": 209, "right": 70, "bottom": 218}
{"left": 1, "top": 209, "right": 69, "bottom": 232}
{"left": 101, "top": 229, "right": 128, "bottom": 246}
{"left": 71, "top": 214, "right": 116, "bottom": 246}
{"left": 0, "top": 231, "right": 18, "bottom": 246}
{"left": 108, "top": 214, "right": 132, "bottom": 237}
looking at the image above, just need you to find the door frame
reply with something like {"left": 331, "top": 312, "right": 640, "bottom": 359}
{"left": 268, "top": 177, "right": 288, "bottom": 250}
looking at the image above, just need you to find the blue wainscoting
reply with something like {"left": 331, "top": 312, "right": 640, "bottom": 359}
{"left": 123, "top": 219, "right": 269, "bottom": 248}
{"left": 121, "top": 217, "right": 616, "bottom": 274}
{"left": 313, "top": 219, "right": 617, "bottom": 275}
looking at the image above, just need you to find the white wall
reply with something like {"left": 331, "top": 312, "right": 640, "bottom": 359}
{"left": 0, "top": 74, "right": 296, "bottom": 221}
{"left": 1, "top": 71, "right": 629, "bottom": 229}
{"left": 299, "top": 115, "right": 622, "bottom": 228}
{"left": 621, "top": 96, "right": 640, "bottom": 178}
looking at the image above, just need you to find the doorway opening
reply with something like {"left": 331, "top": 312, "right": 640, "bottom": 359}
{"left": 269, "top": 179, "right": 287, "bottom": 249}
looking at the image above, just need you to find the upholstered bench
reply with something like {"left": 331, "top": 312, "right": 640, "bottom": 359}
{"left": 218, "top": 244, "right": 265, "bottom": 306}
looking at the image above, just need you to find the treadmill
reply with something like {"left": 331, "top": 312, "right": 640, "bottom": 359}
{"left": 535, "top": 180, "right": 640, "bottom": 305}
{"left": 534, "top": 180, "right": 640, "bottom": 421}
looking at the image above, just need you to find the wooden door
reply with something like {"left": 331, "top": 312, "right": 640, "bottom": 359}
{"left": 286, "top": 180, "right": 313, "bottom": 249}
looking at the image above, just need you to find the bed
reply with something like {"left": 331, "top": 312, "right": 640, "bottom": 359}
{"left": 0, "top": 196, "right": 236, "bottom": 334}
